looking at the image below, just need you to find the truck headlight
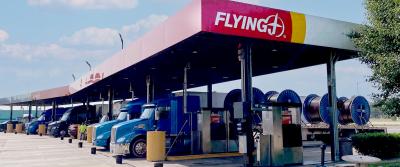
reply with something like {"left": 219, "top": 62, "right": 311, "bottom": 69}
{"left": 116, "top": 137, "right": 126, "bottom": 144}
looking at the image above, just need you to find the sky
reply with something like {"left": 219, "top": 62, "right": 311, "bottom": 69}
{"left": 0, "top": 0, "right": 376, "bottom": 109}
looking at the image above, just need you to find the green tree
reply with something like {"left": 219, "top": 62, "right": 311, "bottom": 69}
{"left": 349, "top": 0, "right": 400, "bottom": 116}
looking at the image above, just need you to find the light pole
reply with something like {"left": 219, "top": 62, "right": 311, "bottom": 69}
{"left": 85, "top": 61, "right": 92, "bottom": 71}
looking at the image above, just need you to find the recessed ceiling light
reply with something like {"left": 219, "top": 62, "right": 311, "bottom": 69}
{"left": 123, "top": 77, "right": 129, "bottom": 80}
{"left": 223, "top": 76, "right": 229, "bottom": 79}
{"left": 211, "top": 66, "right": 217, "bottom": 69}
{"left": 172, "top": 76, "right": 177, "bottom": 79}
{"left": 272, "top": 66, "right": 279, "bottom": 69}
{"left": 151, "top": 67, "right": 157, "bottom": 70}
{"left": 272, "top": 49, "right": 278, "bottom": 52}
{"left": 192, "top": 50, "right": 198, "bottom": 54}
{"left": 165, "top": 89, "right": 171, "bottom": 91}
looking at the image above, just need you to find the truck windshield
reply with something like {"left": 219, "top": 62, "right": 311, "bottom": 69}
{"left": 60, "top": 111, "right": 71, "bottom": 121}
{"left": 37, "top": 115, "right": 45, "bottom": 121}
{"left": 140, "top": 107, "right": 154, "bottom": 119}
{"left": 117, "top": 112, "right": 128, "bottom": 120}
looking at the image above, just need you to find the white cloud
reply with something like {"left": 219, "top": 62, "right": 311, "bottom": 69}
{"left": 0, "top": 43, "right": 108, "bottom": 61}
{"left": 0, "top": 29, "right": 9, "bottom": 42}
{"left": 232, "top": 0, "right": 261, "bottom": 5}
{"left": 121, "top": 14, "right": 168, "bottom": 35}
{"left": 60, "top": 27, "right": 119, "bottom": 46}
{"left": 61, "top": 14, "right": 168, "bottom": 46}
{"left": 27, "top": 0, "right": 138, "bottom": 9}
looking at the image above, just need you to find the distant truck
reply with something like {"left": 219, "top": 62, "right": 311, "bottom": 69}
{"left": 92, "top": 99, "right": 145, "bottom": 149}
{"left": 110, "top": 95, "right": 200, "bottom": 157}
{"left": 26, "top": 108, "right": 69, "bottom": 134}
{"left": 47, "top": 105, "right": 97, "bottom": 137}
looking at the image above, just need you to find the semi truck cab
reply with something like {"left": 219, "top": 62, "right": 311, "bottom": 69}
{"left": 110, "top": 96, "right": 200, "bottom": 158}
{"left": 47, "top": 105, "right": 97, "bottom": 137}
{"left": 92, "top": 100, "right": 144, "bottom": 149}
{"left": 27, "top": 108, "right": 69, "bottom": 134}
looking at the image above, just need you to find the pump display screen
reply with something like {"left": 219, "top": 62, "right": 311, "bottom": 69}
{"left": 140, "top": 107, "right": 154, "bottom": 119}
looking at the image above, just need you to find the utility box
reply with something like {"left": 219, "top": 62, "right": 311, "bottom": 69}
{"left": 339, "top": 138, "right": 353, "bottom": 158}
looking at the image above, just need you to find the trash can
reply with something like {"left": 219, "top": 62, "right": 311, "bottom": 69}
{"left": 339, "top": 137, "right": 353, "bottom": 158}
{"left": 38, "top": 124, "right": 46, "bottom": 135}
{"left": 87, "top": 126, "right": 93, "bottom": 143}
{"left": 15, "top": 124, "right": 23, "bottom": 133}
{"left": 6, "top": 123, "right": 13, "bottom": 133}
{"left": 146, "top": 131, "right": 165, "bottom": 161}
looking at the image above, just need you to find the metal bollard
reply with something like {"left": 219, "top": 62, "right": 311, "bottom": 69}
{"left": 15, "top": 132, "right": 17, "bottom": 134}
{"left": 116, "top": 155, "right": 123, "bottom": 164}
{"left": 39, "top": 133, "right": 42, "bottom": 136}
{"left": 78, "top": 142, "right": 83, "bottom": 148}
{"left": 68, "top": 138, "right": 72, "bottom": 143}
{"left": 320, "top": 144, "right": 327, "bottom": 167}
{"left": 91, "top": 147, "right": 96, "bottom": 154}
{"left": 154, "top": 162, "right": 163, "bottom": 167}
{"left": 26, "top": 132, "right": 29, "bottom": 135}
{"left": 61, "top": 136, "right": 64, "bottom": 140}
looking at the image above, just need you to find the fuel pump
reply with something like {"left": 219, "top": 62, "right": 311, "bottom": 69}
{"left": 257, "top": 89, "right": 303, "bottom": 166}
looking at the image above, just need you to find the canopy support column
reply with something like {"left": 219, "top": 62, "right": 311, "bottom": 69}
{"left": 9, "top": 104, "right": 13, "bottom": 121}
{"left": 146, "top": 75, "right": 153, "bottom": 103}
{"left": 28, "top": 102, "right": 32, "bottom": 122}
{"left": 207, "top": 83, "right": 212, "bottom": 110}
{"left": 35, "top": 104, "right": 38, "bottom": 118}
{"left": 108, "top": 88, "right": 114, "bottom": 120}
{"left": 239, "top": 42, "right": 254, "bottom": 167}
{"left": 52, "top": 101, "right": 56, "bottom": 121}
{"left": 327, "top": 50, "right": 339, "bottom": 162}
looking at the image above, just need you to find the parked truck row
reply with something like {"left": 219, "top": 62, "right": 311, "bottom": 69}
{"left": 4, "top": 89, "right": 384, "bottom": 162}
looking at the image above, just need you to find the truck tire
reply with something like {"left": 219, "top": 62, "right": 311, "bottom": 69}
{"left": 130, "top": 138, "right": 146, "bottom": 158}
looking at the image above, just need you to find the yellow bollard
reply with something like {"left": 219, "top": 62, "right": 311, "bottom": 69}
{"left": 146, "top": 131, "right": 166, "bottom": 162}
{"left": 38, "top": 124, "right": 46, "bottom": 135}
{"left": 15, "top": 124, "right": 23, "bottom": 133}
{"left": 87, "top": 126, "right": 93, "bottom": 143}
{"left": 6, "top": 123, "right": 13, "bottom": 133}
{"left": 76, "top": 124, "right": 81, "bottom": 139}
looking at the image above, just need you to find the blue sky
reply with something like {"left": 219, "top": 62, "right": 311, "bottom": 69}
{"left": 0, "top": 0, "right": 376, "bottom": 104}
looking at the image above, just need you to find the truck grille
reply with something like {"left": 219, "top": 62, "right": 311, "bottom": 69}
{"left": 111, "top": 127, "right": 116, "bottom": 143}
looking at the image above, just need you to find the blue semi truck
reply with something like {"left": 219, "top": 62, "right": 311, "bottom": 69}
{"left": 92, "top": 99, "right": 145, "bottom": 149}
{"left": 110, "top": 95, "right": 200, "bottom": 157}
{"left": 47, "top": 105, "right": 97, "bottom": 137}
{"left": 27, "top": 108, "right": 69, "bottom": 134}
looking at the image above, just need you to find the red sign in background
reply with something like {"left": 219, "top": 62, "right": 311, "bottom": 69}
{"left": 202, "top": 0, "right": 293, "bottom": 43}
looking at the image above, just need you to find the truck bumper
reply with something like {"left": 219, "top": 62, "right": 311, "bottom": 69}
{"left": 110, "top": 143, "right": 130, "bottom": 155}
{"left": 93, "top": 138, "right": 108, "bottom": 147}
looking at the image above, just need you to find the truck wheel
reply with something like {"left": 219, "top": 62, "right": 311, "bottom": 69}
{"left": 130, "top": 138, "right": 146, "bottom": 158}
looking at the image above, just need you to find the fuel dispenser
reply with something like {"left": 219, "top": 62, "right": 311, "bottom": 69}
{"left": 225, "top": 88, "right": 266, "bottom": 154}
{"left": 256, "top": 89, "right": 303, "bottom": 166}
